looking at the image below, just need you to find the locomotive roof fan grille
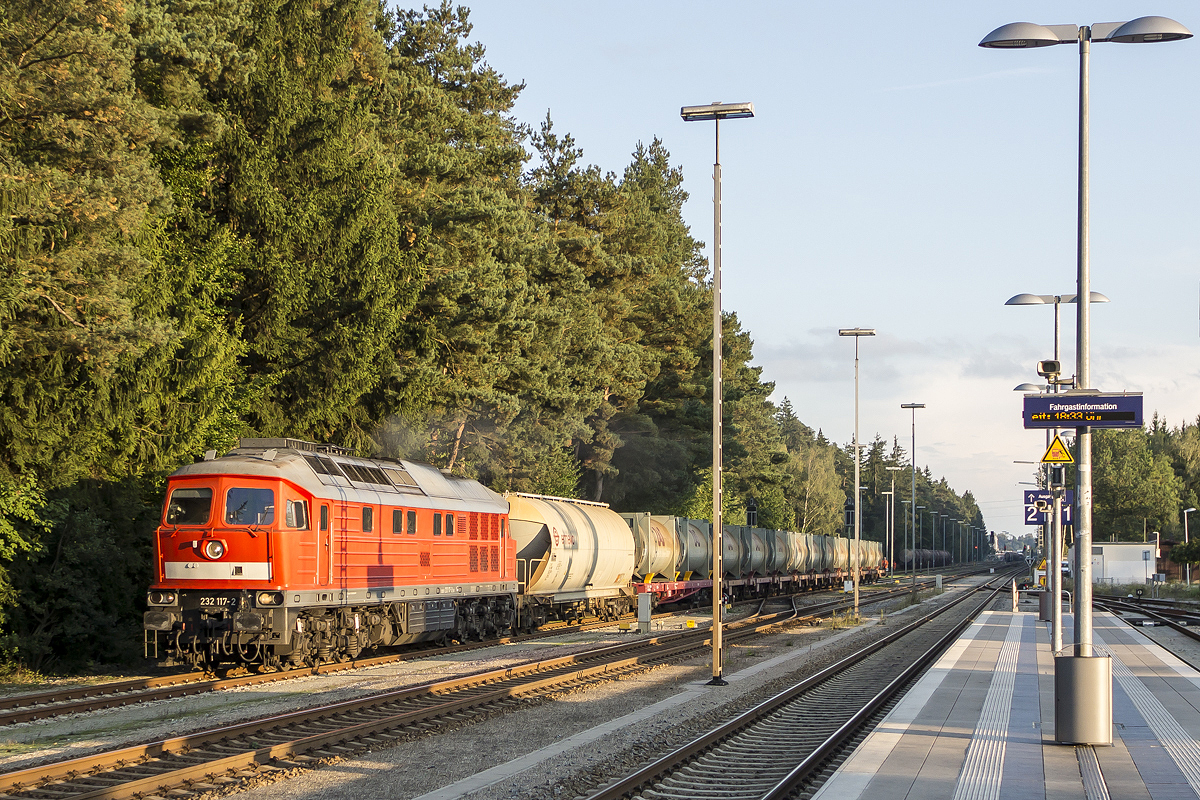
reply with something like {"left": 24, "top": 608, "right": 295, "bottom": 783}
{"left": 238, "top": 437, "right": 351, "bottom": 455}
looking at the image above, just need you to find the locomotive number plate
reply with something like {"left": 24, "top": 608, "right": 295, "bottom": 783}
{"left": 199, "top": 597, "right": 233, "bottom": 607}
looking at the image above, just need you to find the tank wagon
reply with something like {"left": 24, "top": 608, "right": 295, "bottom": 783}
{"left": 144, "top": 439, "right": 886, "bottom": 670}
{"left": 898, "top": 549, "right": 953, "bottom": 569}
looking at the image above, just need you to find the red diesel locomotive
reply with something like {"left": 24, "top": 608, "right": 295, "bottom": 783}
{"left": 144, "top": 439, "right": 519, "bottom": 670}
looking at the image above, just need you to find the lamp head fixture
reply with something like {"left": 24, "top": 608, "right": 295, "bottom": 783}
{"left": 980, "top": 17, "right": 1191, "bottom": 49}
{"left": 1005, "top": 292, "right": 1110, "bottom": 305}
{"left": 681, "top": 101, "right": 755, "bottom": 121}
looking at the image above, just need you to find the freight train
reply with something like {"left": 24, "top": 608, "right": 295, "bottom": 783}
{"left": 897, "top": 549, "right": 954, "bottom": 569}
{"left": 143, "top": 439, "right": 887, "bottom": 670}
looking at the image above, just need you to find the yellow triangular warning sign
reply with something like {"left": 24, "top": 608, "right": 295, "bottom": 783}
{"left": 1042, "top": 435, "right": 1074, "bottom": 464}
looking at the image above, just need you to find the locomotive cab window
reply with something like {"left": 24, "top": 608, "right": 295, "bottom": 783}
{"left": 362, "top": 506, "right": 373, "bottom": 532}
{"left": 225, "top": 487, "right": 274, "bottom": 525}
{"left": 166, "top": 487, "right": 212, "bottom": 525}
{"left": 285, "top": 500, "right": 309, "bottom": 529}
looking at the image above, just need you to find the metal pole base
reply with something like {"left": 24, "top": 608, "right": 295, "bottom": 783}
{"left": 707, "top": 676, "right": 729, "bottom": 686}
{"left": 1039, "top": 591, "right": 1052, "bottom": 621}
{"left": 1054, "top": 655, "right": 1112, "bottom": 745}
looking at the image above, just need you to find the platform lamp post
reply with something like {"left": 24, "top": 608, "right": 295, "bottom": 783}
{"left": 1016, "top": 383, "right": 1065, "bottom": 653}
{"left": 982, "top": 14, "right": 1191, "bottom": 747}
{"left": 927, "top": 511, "right": 939, "bottom": 564}
{"left": 915, "top": 506, "right": 926, "bottom": 571}
{"left": 839, "top": 328, "right": 875, "bottom": 615}
{"left": 941, "top": 514, "right": 949, "bottom": 567}
{"left": 886, "top": 465, "right": 905, "bottom": 576}
{"left": 902, "top": 404, "right": 925, "bottom": 591}
{"left": 901, "top": 499, "right": 911, "bottom": 575}
{"left": 680, "top": 100, "right": 754, "bottom": 688}
{"left": 1185, "top": 508, "right": 1197, "bottom": 585}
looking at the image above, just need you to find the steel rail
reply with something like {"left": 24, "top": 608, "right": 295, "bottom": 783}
{"left": 0, "top": 599, "right": 801, "bottom": 798}
{"left": 582, "top": 568, "right": 1019, "bottom": 800}
{"left": 0, "top": 571, "right": 976, "bottom": 727}
{"left": 1092, "top": 596, "right": 1200, "bottom": 673}
{"left": 0, "top": 580, "right": 954, "bottom": 800}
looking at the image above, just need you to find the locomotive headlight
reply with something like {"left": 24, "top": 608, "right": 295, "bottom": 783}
{"left": 256, "top": 591, "right": 283, "bottom": 606}
{"left": 148, "top": 591, "right": 177, "bottom": 606}
{"left": 203, "top": 540, "right": 226, "bottom": 560}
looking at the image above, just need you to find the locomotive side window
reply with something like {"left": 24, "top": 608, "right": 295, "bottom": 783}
{"left": 392, "top": 508, "right": 403, "bottom": 534}
{"left": 446, "top": 514, "right": 454, "bottom": 537}
{"left": 433, "top": 514, "right": 442, "bottom": 536}
{"left": 362, "top": 506, "right": 373, "bottom": 532}
{"left": 167, "top": 487, "right": 212, "bottom": 525}
{"left": 320, "top": 505, "right": 329, "bottom": 531}
{"left": 407, "top": 509, "right": 417, "bottom": 535}
{"left": 225, "top": 488, "right": 274, "bottom": 525}
{"left": 285, "top": 500, "right": 309, "bottom": 529}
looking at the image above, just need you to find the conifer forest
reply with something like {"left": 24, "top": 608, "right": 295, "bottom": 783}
{"left": 2, "top": 1, "right": 1196, "bottom": 671}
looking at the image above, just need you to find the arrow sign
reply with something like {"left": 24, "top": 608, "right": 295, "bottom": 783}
{"left": 1041, "top": 435, "right": 1074, "bottom": 464}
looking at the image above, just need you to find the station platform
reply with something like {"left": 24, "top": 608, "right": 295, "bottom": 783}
{"left": 813, "top": 609, "right": 1200, "bottom": 800}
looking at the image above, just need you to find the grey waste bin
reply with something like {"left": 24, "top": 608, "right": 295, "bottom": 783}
{"left": 1054, "top": 655, "right": 1112, "bottom": 745}
{"left": 1039, "top": 590, "right": 1052, "bottom": 621}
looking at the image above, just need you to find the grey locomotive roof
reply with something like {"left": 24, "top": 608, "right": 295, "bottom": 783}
{"left": 171, "top": 440, "right": 508, "bottom": 514}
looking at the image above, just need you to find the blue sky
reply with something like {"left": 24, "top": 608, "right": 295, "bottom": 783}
{"left": 461, "top": 1, "right": 1199, "bottom": 532}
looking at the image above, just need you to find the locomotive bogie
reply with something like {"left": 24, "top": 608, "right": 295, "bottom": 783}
{"left": 146, "top": 589, "right": 519, "bottom": 669}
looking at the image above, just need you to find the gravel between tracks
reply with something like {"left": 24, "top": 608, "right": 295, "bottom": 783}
{"left": 209, "top": 575, "right": 992, "bottom": 800}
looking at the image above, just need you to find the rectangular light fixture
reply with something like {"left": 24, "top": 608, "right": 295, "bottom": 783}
{"left": 838, "top": 328, "right": 876, "bottom": 336}
{"left": 680, "top": 101, "right": 755, "bottom": 121}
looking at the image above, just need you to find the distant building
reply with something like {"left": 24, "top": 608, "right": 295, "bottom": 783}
{"left": 1066, "top": 542, "right": 1160, "bottom": 585}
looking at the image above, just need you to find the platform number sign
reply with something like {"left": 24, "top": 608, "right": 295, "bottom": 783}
{"left": 1023, "top": 490, "right": 1073, "bottom": 526}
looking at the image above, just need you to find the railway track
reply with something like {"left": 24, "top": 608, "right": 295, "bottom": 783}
{"left": 1098, "top": 595, "right": 1200, "bottom": 624}
{"left": 581, "top": 568, "right": 1020, "bottom": 800}
{"left": 0, "top": 576, "right": 973, "bottom": 800}
{"left": 1093, "top": 595, "right": 1200, "bottom": 670}
{"left": 0, "top": 572, "right": 977, "bottom": 727}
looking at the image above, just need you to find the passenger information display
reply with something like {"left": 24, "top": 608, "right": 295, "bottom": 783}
{"left": 1022, "top": 393, "right": 1142, "bottom": 429}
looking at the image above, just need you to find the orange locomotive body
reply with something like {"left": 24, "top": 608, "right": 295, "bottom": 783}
{"left": 144, "top": 439, "right": 518, "bottom": 670}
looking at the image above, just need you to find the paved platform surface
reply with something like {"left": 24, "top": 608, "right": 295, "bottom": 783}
{"left": 813, "top": 609, "right": 1200, "bottom": 800}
